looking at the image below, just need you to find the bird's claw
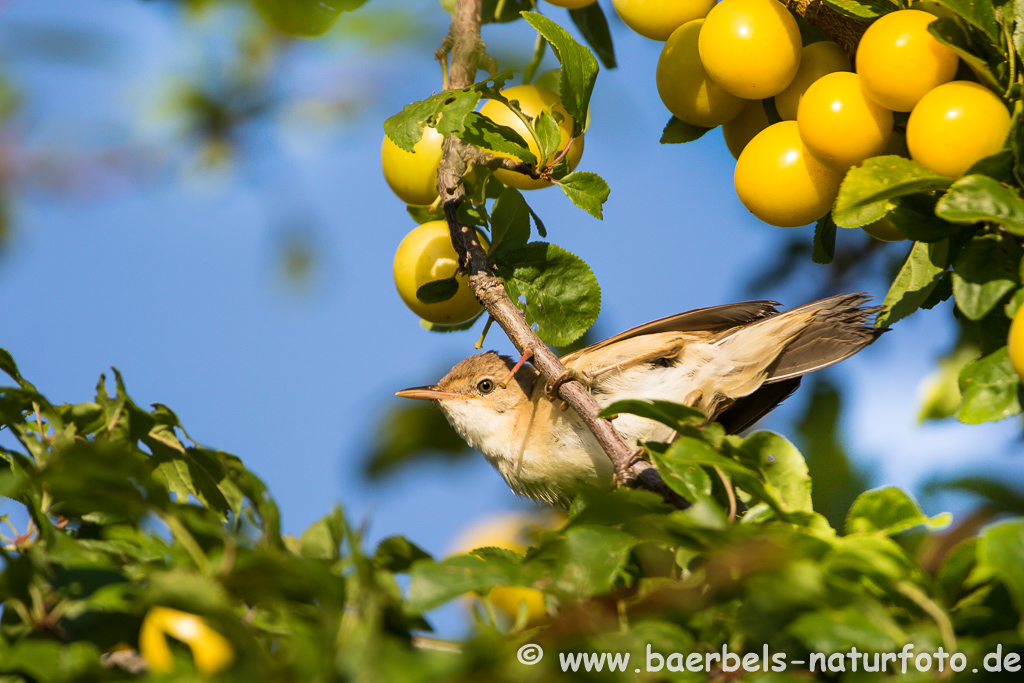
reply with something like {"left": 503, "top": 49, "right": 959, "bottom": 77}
{"left": 627, "top": 447, "right": 648, "bottom": 469}
{"left": 545, "top": 367, "right": 588, "bottom": 401}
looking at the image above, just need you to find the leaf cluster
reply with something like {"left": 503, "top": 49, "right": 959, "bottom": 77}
{"left": 2, "top": 353, "right": 1023, "bottom": 680}
{"left": 383, "top": 11, "right": 614, "bottom": 345}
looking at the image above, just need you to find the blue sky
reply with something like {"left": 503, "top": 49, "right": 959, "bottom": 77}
{"left": 0, "top": 0, "right": 1021, "bottom": 633}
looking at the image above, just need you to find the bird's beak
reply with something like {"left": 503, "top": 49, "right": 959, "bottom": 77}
{"left": 395, "top": 386, "right": 468, "bottom": 401}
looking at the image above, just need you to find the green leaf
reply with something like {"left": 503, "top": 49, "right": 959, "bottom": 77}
{"left": 493, "top": 244, "right": 599, "bottom": 345}
{"left": 965, "top": 148, "right": 1015, "bottom": 184}
{"left": 654, "top": 437, "right": 759, "bottom": 493}
{"left": 533, "top": 109, "right": 562, "bottom": 163}
{"left": 833, "top": 156, "right": 952, "bottom": 228}
{"left": 489, "top": 186, "right": 531, "bottom": 257}
{"left": 406, "top": 555, "right": 519, "bottom": 613}
{"left": 556, "top": 171, "right": 610, "bottom": 219}
{"left": 494, "top": 242, "right": 600, "bottom": 345}
{"left": 977, "top": 520, "right": 1024, "bottom": 626}
{"left": 548, "top": 525, "right": 639, "bottom": 596}
{"left": 644, "top": 442, "right": 715, "bottom": 503}
{"left": 521, "top": 12, "right": 599, "bottom": 136}
{"left": 383, "top": 72, "right": 517, "bottom": 152}
{"left": 0, "top": 640, "right": 102, "bottom": 682}
{"left": 0, "top": 347, "right": 21, "bottom": 382}
{"left": 936, "top": 174, "right": 1024, "bottom": 236}
{"left": 375, "top": 536, "right": 432, "bottom": 572}
{"left": 460, "top": 111, "right": 535, "bottom": 165}
{"left": 951, "top": 234, "right": 1022, "bottom": 320}
{"left": 598, "top": 399, "right": 705, "bottom": 433}
{"left": 928, "top": 18, "right": 1003, "bottom": 92}
{"left": 416, "top": 278, "right": 459, "bottom": 305}
{"left": 846, "top": 487, "right": 949, "bottom": 535}
{"left": 406, "top": 204, "right": 444, "bottom": 225}
{"left": 877, "top": 239, "right": 950, "bottom": 327}
{"left": 569, "top": 3, "right": 616, "bottom": 69}
{"left": 456, "top": 202, "right": 487, "bottom": 228}
{"left": 957, "top": 346, "right": 1023, "bottom": 423}
{"left": 660, "top": 116, "right": 712, "bottom": 144}
{"left": 300, "top": 506, "right": 346, "bottom": 560}
{"left": 928, "top": 0, "right": 1002, "bottom": 47}
{"left": 888, "top": 193, "right": 958, "bottom": 242}
{"left": 812, "top": 214, "right": 836, "bottom": 264}
{"left": 736, "top": 432, "right": 813, "bottom": 514}
{"left": 821, "top": 0, "right": 883, "bottom": 19}
{"left": 384, "top": 89, "right": 482, "bottom": 152}
{"left": 789, "top": 605, "right": 899, "bottom": 653}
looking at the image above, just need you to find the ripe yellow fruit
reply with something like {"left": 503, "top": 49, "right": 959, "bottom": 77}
{"left": 393, "top": 220, "right": 486, "bottom": 325}
{"left": 856, "top": 9, "right": 958, "bottom": 112}
{"left": 381, "top": 125, "right": 444, "bottom": 206}
{"left": 722, "top": 99, "right": 770, "bottom": 159}
{"left": 543, "top": 0, "right": 597, "bottom": 7}
{"left": 451, "top": 513, "right": 563, "bottom": 628}
{"left": 907, "top": 81, "right": 1011, "bottom": 178}
{"left": 139, "top": 607, "right": 235, "bottom": 675}
{"left": 612, "top": 0, "right": 716, "bottom": 41}
{"left": 862, "top": 217, "right": 907, "bottom": 242}
{"left": 774, "top": 41, "right": 851, "bottom": 120}
{"left": 1010, "top": 301, "right": 1024, "bottom": 382}
{"left": 480, "top": 85, "right": 583, "bottom": 191}
{"left": 656, "top": 20, "right": 747, "bottom": 128}
{"left": 797, "top": 72, "right": 893, "bottom": 171}
{"left": 698, "top": 0, "right": 802, "bottom": 99}
{"left": 734, "top": 121, "right": 843, "bottom": 227}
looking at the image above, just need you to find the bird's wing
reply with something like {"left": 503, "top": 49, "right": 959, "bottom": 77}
{"left": 560, "top": 300, "right": 780, "bottom": 366}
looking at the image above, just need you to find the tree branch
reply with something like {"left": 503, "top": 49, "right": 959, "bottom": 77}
{"left": 435, "top": 0, "right": 687, "bottom": 508}
{"left": 786, "top": 0, "right": 869, "bottom": 59}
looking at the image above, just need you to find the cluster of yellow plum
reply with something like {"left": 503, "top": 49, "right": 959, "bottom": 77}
{"left": 650, "top": 3, "right": 1011, "bottom": 237}
{"left": 383, "top": 84, "right": 583, "bottom": 325}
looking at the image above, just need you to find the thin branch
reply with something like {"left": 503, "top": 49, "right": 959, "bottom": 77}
{"left": 436, "top": 0, "right": 687, "bottom": 508}
{"left": 786, "top": 0, "right": 869, "bottom": 59}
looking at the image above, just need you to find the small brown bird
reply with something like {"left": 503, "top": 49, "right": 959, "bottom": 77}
{"left": 397, "top": 293, "right": 882, "bottom": 508}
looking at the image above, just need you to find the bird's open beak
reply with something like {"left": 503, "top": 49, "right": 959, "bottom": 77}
{"left": 395, "top": 386, "right": 468, "bottom": 401}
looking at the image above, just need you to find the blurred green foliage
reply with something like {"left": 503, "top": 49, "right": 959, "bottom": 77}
{"left": 2, "top": 347, "right": 1024, "bottom": 680}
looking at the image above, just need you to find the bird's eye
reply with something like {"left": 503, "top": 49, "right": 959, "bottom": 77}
{"left": 477, "top": 379, "right": 495, "bottom": 394}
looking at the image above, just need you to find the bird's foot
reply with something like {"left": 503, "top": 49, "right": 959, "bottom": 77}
{"left": 627, "top": 447, "right": 648, "bottom": 469}
{"left": 683, "top": 388, "right": 703, "bottom": 407}
{"left": 545, "top": 367, "right": 588, "bottom": 401}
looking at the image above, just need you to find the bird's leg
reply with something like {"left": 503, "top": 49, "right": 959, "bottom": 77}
{"left": 498, "top": 348, "right": 534, "bottom": 389}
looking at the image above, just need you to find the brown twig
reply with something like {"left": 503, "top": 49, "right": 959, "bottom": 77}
{"left": 786, "top": 0, "right": 870, "bottom": 60}
{"left": 436, "top": 0, "right": 687, "bottom": 508}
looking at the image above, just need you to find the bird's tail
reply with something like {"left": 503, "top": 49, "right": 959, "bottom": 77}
{"left": 756, "top": 292, "right": 884, "bottom": 383}
{"left": 700, "top": 293, "right": 882, "bottom": 399}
